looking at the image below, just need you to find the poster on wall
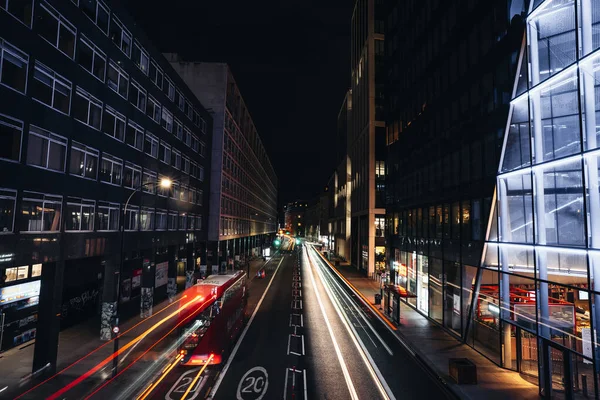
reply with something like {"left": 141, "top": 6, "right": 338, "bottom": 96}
{"left": 0, "top": 281, "right": 41, "bottom": 305}
{"left": 132, "top": 269, "right": 142, "bottom": 289}
{"left": 120, "top": 278, "right": 131, "bottom": 303}
{"left": 155, "top": 262, "right": 168, "bottom": 288}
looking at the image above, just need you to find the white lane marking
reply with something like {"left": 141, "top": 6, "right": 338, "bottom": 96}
{"left": 303, "top": 249, "right": 359, "bottom": 400}
{"left": 314, "top": 256, "right": 392, "bottom": 356}
{"left": 283, "top": 368, "right": 307, "bottom": 400}
{"left": 314, "top": 249, "right": 417, "bottom": 357}
{"left": 166, "top": 368, "right": 205, "bottom": 400}
{"left": 287, "top": 334, "right": 304, "bottom": 356}
{"left": 208, "top": 256, "right": 285, "bottom": 399}
{"left": 290, "top": 313, "right": 303, "bottom": 327}
{"left": 0, "top": 386, "right": 7, "bottom": 393}
{"left": 291, "top": 299, "right": 303, "bottom": 310}
{"left": 307, "top": 248, "right": 394, "bottom": 400}
{"left": 236, "top": 366, "right": 268, "bottom": 400}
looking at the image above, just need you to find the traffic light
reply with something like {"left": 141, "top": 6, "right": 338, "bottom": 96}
{"left": 286, "top": 231, "right": 290, "bottom": 235}
{"left": 274, "top": 239, "right": 281, "bottom": 247}
{"left": 295, "top": 238, "right": 301, "bottom": 245}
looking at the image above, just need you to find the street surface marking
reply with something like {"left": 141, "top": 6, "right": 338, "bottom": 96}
{"left": 208, "top": 256, "right": 285, "bottom": 398}
{"left": 236, "top": 366, "right": 268, "bottom": 400}
{"left": 290, "top": 313, "right": 303, "bottom": 327}
{"left": 165, "top": 368, "right": 205, "bottom": 400}
{"left": 303, "top": 249, "right": 359, "bottom": 400}
{"left": 287, "top": 334, "right": 305, "bottom": 356}
{"left": 283, "top": 368, "right": 307, "bottom": 400}
{"left": 291, "top": 299, "right": 303, "bottom": 310}
{"left": 307, "top": 248, "right": 394, "bottom": 400}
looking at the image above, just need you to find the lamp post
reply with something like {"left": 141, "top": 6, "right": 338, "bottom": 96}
{"left": 111, "top": 178, "right": 172, "bottom": 377}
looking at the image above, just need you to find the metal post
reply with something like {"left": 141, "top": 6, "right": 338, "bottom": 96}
{"left": 0, "top": 312, "right": 5, "bottom": 352}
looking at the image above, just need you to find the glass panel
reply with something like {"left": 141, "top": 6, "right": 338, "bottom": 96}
{"left": 502, "top": 97, "right": 531, "bottom": 172}
{"left": 429, "top": 257, "right": 443, "bottom": 324}
{"left": 472, "top": 269, "right": 501, "bottom": 364}
{"left": 499, "top": 174, "right": 534, "bottom": 243}
{"left": 444, "top": 261, "right": 462, "bottom": 335}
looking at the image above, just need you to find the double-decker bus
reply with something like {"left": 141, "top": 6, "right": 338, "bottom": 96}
{"left": 177, "top": 271, "right": 247, "bottom": 366}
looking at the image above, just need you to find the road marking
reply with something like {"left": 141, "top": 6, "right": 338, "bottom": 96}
{"left": 307, "top": 248, "right": 394, "bottom": 400}
{"left": 287, "top": 334, "right": 305, "bottom": 356}
{"left": 236, "top": 366, "right": 268, "bottom": 400}
{"left": 291, "top": 299, "right": 303, "bottom": 310}
{"left": 303, "top": 249, "right": 359, "bottom": 400}
{"left": 165, "top": 368, "right": 205, "bottom": 400}
{"left": 283, "top": 368, "right": 307, "bottom": 400}
{"left": 292, "top": 282, "right": 301, "bottom": 289}
{"left": 289, "top": 313, "right": 303, "bottom": 327}
{"left": 208, "top": 256, "right": 285, "bottom": 398}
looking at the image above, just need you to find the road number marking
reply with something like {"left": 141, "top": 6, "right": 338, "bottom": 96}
{"left": 236, "top": 366, "right": 269, "bottom": 400}
{"left": 166, "top": 369, "right": 204, "bottom": 400}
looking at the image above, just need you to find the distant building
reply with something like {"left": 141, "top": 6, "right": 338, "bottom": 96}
{"left": 305, "top": 189, "right": 329, "bottom": 243}
{"left": 165, "top": 58, "right": 277, "bottom": 266}
{"left": 284, "top": 200, "right": 307, "bottom": 237}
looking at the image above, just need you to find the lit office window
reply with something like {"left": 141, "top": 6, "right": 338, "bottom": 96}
{"left": 142, "top": 170, "right": 157, "bottom": 194}
{"left": 65, "top": 197, "right": 95, "bottom": 231}
{"left": 140, "top": 207, "right": 154, "bottom": 231}
{"left": 99, "top": 153, "right": 122, "bottom": 186}
{"left": 26, "top": 125, "right": 67, "bottom": 172}
{"left": 124, "top": 205, "right": 139, "bottom": 231}
{"left": 19, "top": 191, "right": 62, "bottom": 232}
{"left": 0, "top": 38, "right": 28, "bottom": 93}
{"left": 69, "top": 141, "right": 98, "bottom": 180}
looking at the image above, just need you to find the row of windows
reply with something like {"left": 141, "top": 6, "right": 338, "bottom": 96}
{"left": 0, "top": 112, "right": 205, "bottom": 182}
{"left": 0, "top": 189, "right": 203, "bottom": 233}
{"left": 0, "top": 0, "right": 207, "bottom": 134}
{"left": 0, "top": 36, "right": 207, "bottom": 159}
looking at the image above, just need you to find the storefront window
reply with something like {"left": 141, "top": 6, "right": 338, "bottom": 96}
{"left": 471, "top": 269, "right": 500, "bottom": 364}
{"left": 5, "top": 265, "right": 28, "bottom": 282}
{"left": 444, "top": 261, "right": 462, "bottom": 335}
{"left": 429, "top": 257, "right": 443, "bottom": 324}
{"left": 407, "top": 252, "right": 417, "bottom": 307}
{"left": 417, "top": 255, "right": 429, "bottom": 314}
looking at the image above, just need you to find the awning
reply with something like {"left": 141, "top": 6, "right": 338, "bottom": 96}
{"left": 385, "top": 284, "right": 417, "bottom": 298}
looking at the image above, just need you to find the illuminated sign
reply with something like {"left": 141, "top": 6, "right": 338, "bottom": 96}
{"left": 488, "top": 303, "right": 500, "bottom": 315}
{"left": 0, "top": 253, "right": 14, "bottom": 263}
{"left": 0, "top": 280, "right": 41, "bottom": 305}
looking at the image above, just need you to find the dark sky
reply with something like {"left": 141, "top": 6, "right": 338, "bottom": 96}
{"left": 122, "top": 0, "right": 353, "bottom": 205}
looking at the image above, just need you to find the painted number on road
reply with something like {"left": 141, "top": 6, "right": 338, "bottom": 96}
{"left": 236, "top": 366, "right": 269, "bottom": 400}
{"left": 166, "top": 369, "right": 204, "bottom": 400}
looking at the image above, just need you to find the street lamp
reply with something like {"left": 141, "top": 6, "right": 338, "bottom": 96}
{"left": 112, "top": 178, "right": 172, "bottom": 377}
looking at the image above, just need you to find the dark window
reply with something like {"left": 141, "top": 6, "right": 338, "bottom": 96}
{"left": 0, "top": 189, "right": 16, "bottom": 233}
{"left": 77, "top": 36, "right": 106, "bottom": 81}
{"left": 31, "top": 62, "right": 71, "bottom": 114}
{"left": 0, "top": 39, "right": 28, "bottom": 93}
{"left": 0, "top": 114, "right": 22, "bottom": 162}
{"left": 36, "top": 2, "right": 76, "bottom": 59}
{"left": 26, "top": 125, "right": 66, "bottom": 171}
{"left": 2, "top": 0, "right": 33, "bottom": 27}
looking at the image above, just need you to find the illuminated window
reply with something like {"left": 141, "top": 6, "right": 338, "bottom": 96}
{"left": 5, "top": 265, "right": 28, "bottom": 282}
{"left": 31, "top": 264, "right": 42, "bottom": 277}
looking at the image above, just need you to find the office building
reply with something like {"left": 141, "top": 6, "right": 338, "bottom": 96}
{"left": 479, "top": 0, "right": 600, "bottom": 396}
{"left": 385, "top": 0, "right": 523, "bottom": 328}
{"left": 0, "top": 0, "right": 211, "bottom": 372}
{"left": 164, "top": 58, "right": 277, "bottom": 268}
{"left": 348, "top": 0, "right": 386, "bottom": 276}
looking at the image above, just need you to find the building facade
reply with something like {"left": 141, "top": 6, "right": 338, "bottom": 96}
{"left": 0, "top": 0, "right": 211, "bottom": 372}
{"left": 479, "top": 0, "right": 600, "bottom": 397}
{"left": 383, "top": 0, "right": 523, "bottom": 378}
{"left": 284, "top": 200, "right": 307, "bottom": 237}
{"left": 164, "top": 58, "right": 277, "bottom": 268}
{"left": 349, "top": 0, "right": 386, "bottom": 276}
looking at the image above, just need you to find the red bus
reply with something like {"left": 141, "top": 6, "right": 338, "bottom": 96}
{"left": 177, "top": 271, "right": 247, "bottom": 366}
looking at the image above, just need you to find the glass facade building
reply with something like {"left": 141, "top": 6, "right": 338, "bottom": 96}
{"left": 479, "top": 0, "right": 600, "bottom": 397}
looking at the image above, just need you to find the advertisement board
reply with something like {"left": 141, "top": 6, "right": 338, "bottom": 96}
{"left": 155, "top": 262, "right": 168, "bottom": 288}
{"left": 132, "top": 269, "right": 142, "bottom": 289}
{"left": 0, "top": 280, "right": 41, "bottom": 305}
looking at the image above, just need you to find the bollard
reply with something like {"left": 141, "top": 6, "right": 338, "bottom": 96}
{"left": 582, "top": 374, "right": 588, "bottom": 397}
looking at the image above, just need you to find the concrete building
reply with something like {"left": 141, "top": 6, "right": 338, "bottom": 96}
{"left": 348, "top": 0, "right": 386, "bottom": 276}
{"left": 0, "top": 0, "right": 211, "bottom": 372}
{"left": 164, "top": 58, "right": 277, "bottom": 268}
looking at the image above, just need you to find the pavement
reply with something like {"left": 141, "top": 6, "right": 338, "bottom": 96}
{"left": 324, "top": 252, "right": 541, "bottom": 400}
{"left": 0, "top": 256, "right": 272, "bottom": 399}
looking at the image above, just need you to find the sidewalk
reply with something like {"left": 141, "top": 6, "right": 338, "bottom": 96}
{"left": 0, "top": 259, "right": 270, "bottom": 398}
{"left": 325, "top": 254, "right": 540, "bottom": 400}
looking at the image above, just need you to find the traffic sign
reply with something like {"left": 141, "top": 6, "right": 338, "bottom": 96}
{"left": 113, "top": 326, "right": 119, "bottom": 334}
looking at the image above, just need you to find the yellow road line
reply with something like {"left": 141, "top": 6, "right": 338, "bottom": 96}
{"left": 137, "top": 354, "right": 183, "bottom": 400}
{"left": 181, "top": 354, "right": 213, "bottom": 399}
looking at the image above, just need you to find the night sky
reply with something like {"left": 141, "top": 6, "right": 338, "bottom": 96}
{"left": 122, "top": 0, "right": 354, "bottom": 205}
